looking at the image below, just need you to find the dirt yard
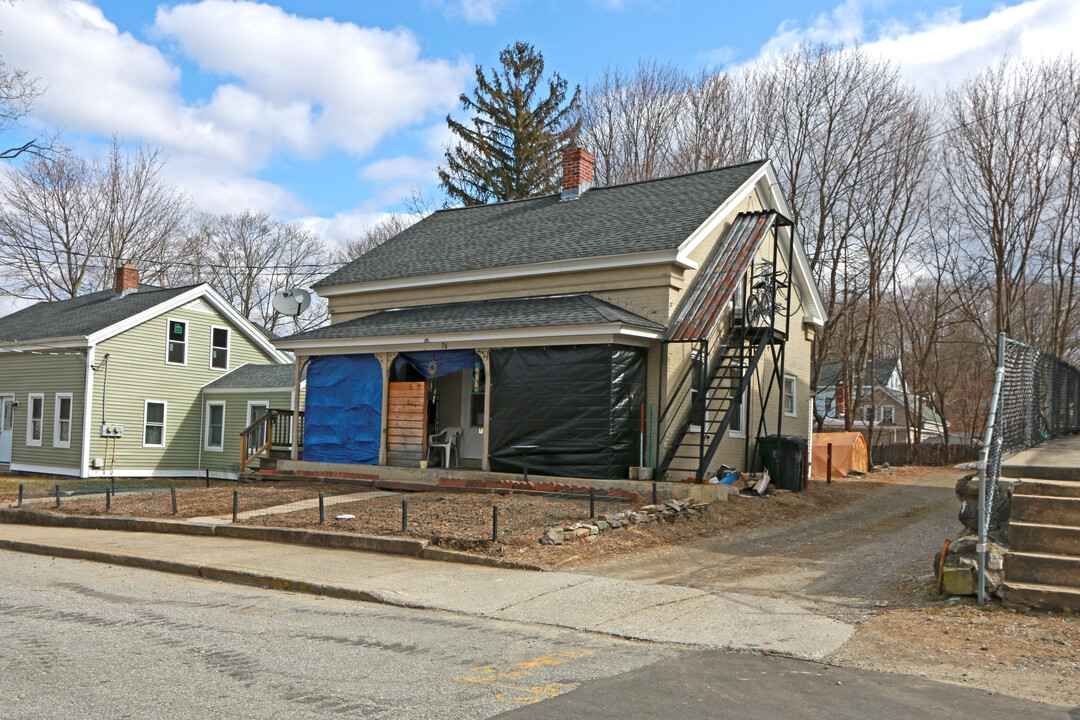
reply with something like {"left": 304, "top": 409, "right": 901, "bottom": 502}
{"left": 24, "top": 482, "right": 361, "bottom": 519}
{"left": 570, "top": 466, "right": 1080, "bottom": 709}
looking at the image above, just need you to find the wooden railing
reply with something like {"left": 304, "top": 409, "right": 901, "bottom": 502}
{"left": 239, "top": 408, "right": 304, "bottom": 471}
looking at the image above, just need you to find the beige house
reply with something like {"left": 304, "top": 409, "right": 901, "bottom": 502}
{"left": 276, "top": 149, "right": 827, "bottom": 482}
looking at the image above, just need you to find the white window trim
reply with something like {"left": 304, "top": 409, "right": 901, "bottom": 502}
{"left": 784, "top": 374, "right": 798, "bottom": 418}
{"left": 209, "top": 325, "right": 230, "bottom": 371}
{"left": 26, "top": 393, "right": 43, "bottom": 447}
{"left": 729, "top": 389, "right": 747, "bottom": 438}
{"left": 53, "top": 393, "right": 73, "bottom": 449}
{"left": 143, "top": 400, "right": 167, "bottom": 448}
{"left": 204, "top": 400, "right": 226, "bottom": 452}
{"left": 165, "top": 318, "right": 187, "bottom": 366}
{"left": 880, "top": 404, "right": 895, "bottom": 424}
{"left": 688, "top": 351, "right": 710, "bottom": 434}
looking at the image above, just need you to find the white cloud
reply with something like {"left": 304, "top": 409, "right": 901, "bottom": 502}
{"left": 154, "top": 1, "right": 469, "bottom": 160}
{"left": 360, "top": 156, "right": 436, "bottom": 183}
{"left": 0, "top": 0, "right": 471, "bottom": 236}
{"left": 862, "top": 0, "right": 1080, "bottom": 88}
{"left": 430, "top": 0, "right": 511, "bottom": 24}
{"left": 299, "top": 207, "right": 394, "bottom": 248}
{"left": 751, "top": 0, "right": 1080, "bottom": 89}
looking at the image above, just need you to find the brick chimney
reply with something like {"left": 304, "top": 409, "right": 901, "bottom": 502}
{"left": 114, "top": 263, "right": 138, "bottom": 295}
{"left": 561, "top": 147, "right": 594, "bottom": 201}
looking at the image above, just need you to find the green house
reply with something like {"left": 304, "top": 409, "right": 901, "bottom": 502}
{"left": 0, "top": 265, "right": 294, "bottom": 479}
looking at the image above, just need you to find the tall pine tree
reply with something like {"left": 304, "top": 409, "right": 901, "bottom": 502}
{"left": 438, "top": 42, "right": 580, "bottom": 206}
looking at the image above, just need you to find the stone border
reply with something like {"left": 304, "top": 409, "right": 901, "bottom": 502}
{"left": 541, "top": 498, "right": 709, "bottom": 545}
{"left": 0, "top": 507, "right": 543, "bottom": 572}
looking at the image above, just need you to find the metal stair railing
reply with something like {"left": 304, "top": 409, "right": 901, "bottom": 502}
{"left": 657, "top": 327, "right": 774, "bottom": 478}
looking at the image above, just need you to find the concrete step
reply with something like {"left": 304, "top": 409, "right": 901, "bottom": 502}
{"left": 1004, "top": 551, "right": 1080, "bottom": 588}
{"left": 1009, "top": 521, "right": 1080, "bottom": 555}
{"left": 1013, "top": 478, "right": 1080, "bottom": 498}
{"left": 1001, "top": 581, "right": 1080, "bottom": 612}
{"left": 1010, "top": 495, "right": 1080, "bottom": 526}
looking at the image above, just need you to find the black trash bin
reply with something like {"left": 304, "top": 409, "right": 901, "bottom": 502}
{"left": 758, "top": 435, "right": 808, "bottom": 492}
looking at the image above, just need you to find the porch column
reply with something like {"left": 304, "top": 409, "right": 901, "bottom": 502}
{"left": 375, "top": 352, "right": 397, "bottom": 466}
{"left": 291, "top": 356, "right": 305, "bottom": 461}
{"left": 476, "top": 348, "right": 492, "bottom": 471}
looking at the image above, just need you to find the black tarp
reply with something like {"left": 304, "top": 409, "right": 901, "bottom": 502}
{"left": 488, "top": 344, "right": 647, "bottom": 479}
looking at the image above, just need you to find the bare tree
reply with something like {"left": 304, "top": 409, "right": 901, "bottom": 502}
{"left": 96, "top": 138, "right": 191, "bottom": 289}
{"left": 190, "top": 211, "right": 332, "bottom": 334}
{"left": 332, "top": 213, "right": 416, "bottom": 264}
{"left": 576, "top": 61, "right": 686, "bottom": 185}
{"left": 944, "top": 58, "right": 1062, "bottom": 350}
{"left": 0, "top": 152, "right": 101, "bottom": 299}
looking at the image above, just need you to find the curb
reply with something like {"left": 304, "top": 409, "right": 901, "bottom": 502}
{"left": 0, "top": 507, "right": 544, "bottom": 572}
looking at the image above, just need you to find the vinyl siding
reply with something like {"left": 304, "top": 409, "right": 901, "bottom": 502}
{"left": 87, "top": 299, "right": 281, "bottom": 476}
{"left": 0, "top": 351, "right": 86, "bottom": 474}
{"left": 198, "top": 390, "right": 296, "bottom": 477}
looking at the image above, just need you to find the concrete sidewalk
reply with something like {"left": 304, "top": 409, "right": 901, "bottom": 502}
{"left": 0, "top": 523, "right": 853, "bottom": 661}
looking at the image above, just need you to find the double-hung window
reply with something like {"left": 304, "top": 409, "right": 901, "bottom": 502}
{"left": 210, "top": 327, "right": 230, "bottom": 370}
{"left": 144, "top": 401, "right": 166, "bottom": 447}
{"left": 204, "top": 401, "right": 225, "bottom": 451}
{"left": 166, "top": 319, "right": 187, "bottom": 365}
{"left": 53, "top": 393, "right": 72, "bottom": 448}
{"left": 880, "top": 404, "right": 895, "bottom": 425}
{"left": 26, "top": 393, "right": 43, "bottom": 446}
{"left": 783, "top": 375, "right": 797, "bottom": 417}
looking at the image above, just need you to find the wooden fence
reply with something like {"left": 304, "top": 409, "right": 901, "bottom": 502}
{"left": 870, "top": 442, "right": 980, "bottom": 467}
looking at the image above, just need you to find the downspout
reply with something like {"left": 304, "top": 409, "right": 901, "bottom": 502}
{"left": 80, "top": 346, "right": 96, "bottom": 478}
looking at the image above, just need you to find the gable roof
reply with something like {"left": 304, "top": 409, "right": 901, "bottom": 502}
{"left": 278, "top": 294, "right": 664, "bottom": 345}
{"left": 203, "top": 363, "right": 304, "bottom": 391}
{"left": 316, "top": 160, "right": 767, "bottom": 289}
{"left": 0, "top": 285, "right": 195, "bottom": 345}
{"left": 0, "top": 283, "right": 290, "bottom": 363}
{"left": 818, "top": 358, "right": 900, "bottom": 389}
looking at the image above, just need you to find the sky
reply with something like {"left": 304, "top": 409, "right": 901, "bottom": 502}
{"left": 0, "top": 0, "right": 1078, "bottom": 250}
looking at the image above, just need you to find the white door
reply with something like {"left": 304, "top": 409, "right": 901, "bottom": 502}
{"left": 459, "top": 376, "right": 483, "bottom": 459}
{"left": 0, "top": 395, "right": 14, "bottom": 463}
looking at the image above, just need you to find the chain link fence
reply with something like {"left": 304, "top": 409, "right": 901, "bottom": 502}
{"left": 978, "top": 333, "right": 1080, "bottom": 603}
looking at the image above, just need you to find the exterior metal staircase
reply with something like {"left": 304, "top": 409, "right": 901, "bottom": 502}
{"left": 658, "top": 325, "right": 776, "bottom": 481}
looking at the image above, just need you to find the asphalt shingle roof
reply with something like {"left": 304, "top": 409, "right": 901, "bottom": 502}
{"left": 203, "top": 363, "right": 301, "bottom": 390}
{"left": 280, "top": 295, "right": 665, "bottom": 342}
{"left": 0, "top": 285, "right": 197, "bottom": 345}
{"left": 818, "top": 358, "right": 900, "bottom": 389}
{"left": 315, "top": 160, "right": 767, "bottom": 288}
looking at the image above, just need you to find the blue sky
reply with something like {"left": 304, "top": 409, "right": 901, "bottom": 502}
{"left": 1, "top": 0, "right": 1077, "bottom": 246}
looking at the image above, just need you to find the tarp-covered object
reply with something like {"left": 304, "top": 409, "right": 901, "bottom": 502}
{"left": 393, "top": 349, "right": 479, "bottom": 379}
{"left": 304, "top": 354, "right": 382, "bottom": 465}
{"left": 811, "top": 432, "right": 868, "bottom": 478}
{"left": 488, "top": 344, "right": 646, "bottom": 479}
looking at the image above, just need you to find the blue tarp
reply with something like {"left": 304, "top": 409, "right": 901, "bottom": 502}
{"left": 393, "top": 350, "right": 480, "bottom": 379}
{"left": 304, "top": 354, "right": 383, "bottom": 465}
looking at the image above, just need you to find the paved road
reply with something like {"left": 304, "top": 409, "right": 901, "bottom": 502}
{"left": 3, "top": 552, "right": 1074, "bottom": 720}
{"left": 495, "top": 649, "right": 1079, "bottom": 720}
{"left": 574, "top": 471, "right": 960, "bottom": 621}
{"left": 0, "top": 552, "right": 675, "bottom": 720}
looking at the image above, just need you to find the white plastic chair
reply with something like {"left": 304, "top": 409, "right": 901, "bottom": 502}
{"left": 428, "top": 427, "right": 462, "bottom": 468}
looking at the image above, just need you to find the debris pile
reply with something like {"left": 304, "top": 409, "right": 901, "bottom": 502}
{"left": 539, "top": 498, "right": 710, "bottom": 545}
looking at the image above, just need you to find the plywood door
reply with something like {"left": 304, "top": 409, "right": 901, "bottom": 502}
{"left": 387, "top": 381, "right": 427, "bottom": 466}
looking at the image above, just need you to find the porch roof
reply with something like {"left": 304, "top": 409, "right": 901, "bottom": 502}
{"left": 275, "top": 294, "right": 665, "bottom": 347}
{"left": 203, "top": 363, "right": 305, "bottom": 391}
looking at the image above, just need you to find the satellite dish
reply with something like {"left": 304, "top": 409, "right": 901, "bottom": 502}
{"left": 272, "top": 288, "right": 312, "bottom": 317}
